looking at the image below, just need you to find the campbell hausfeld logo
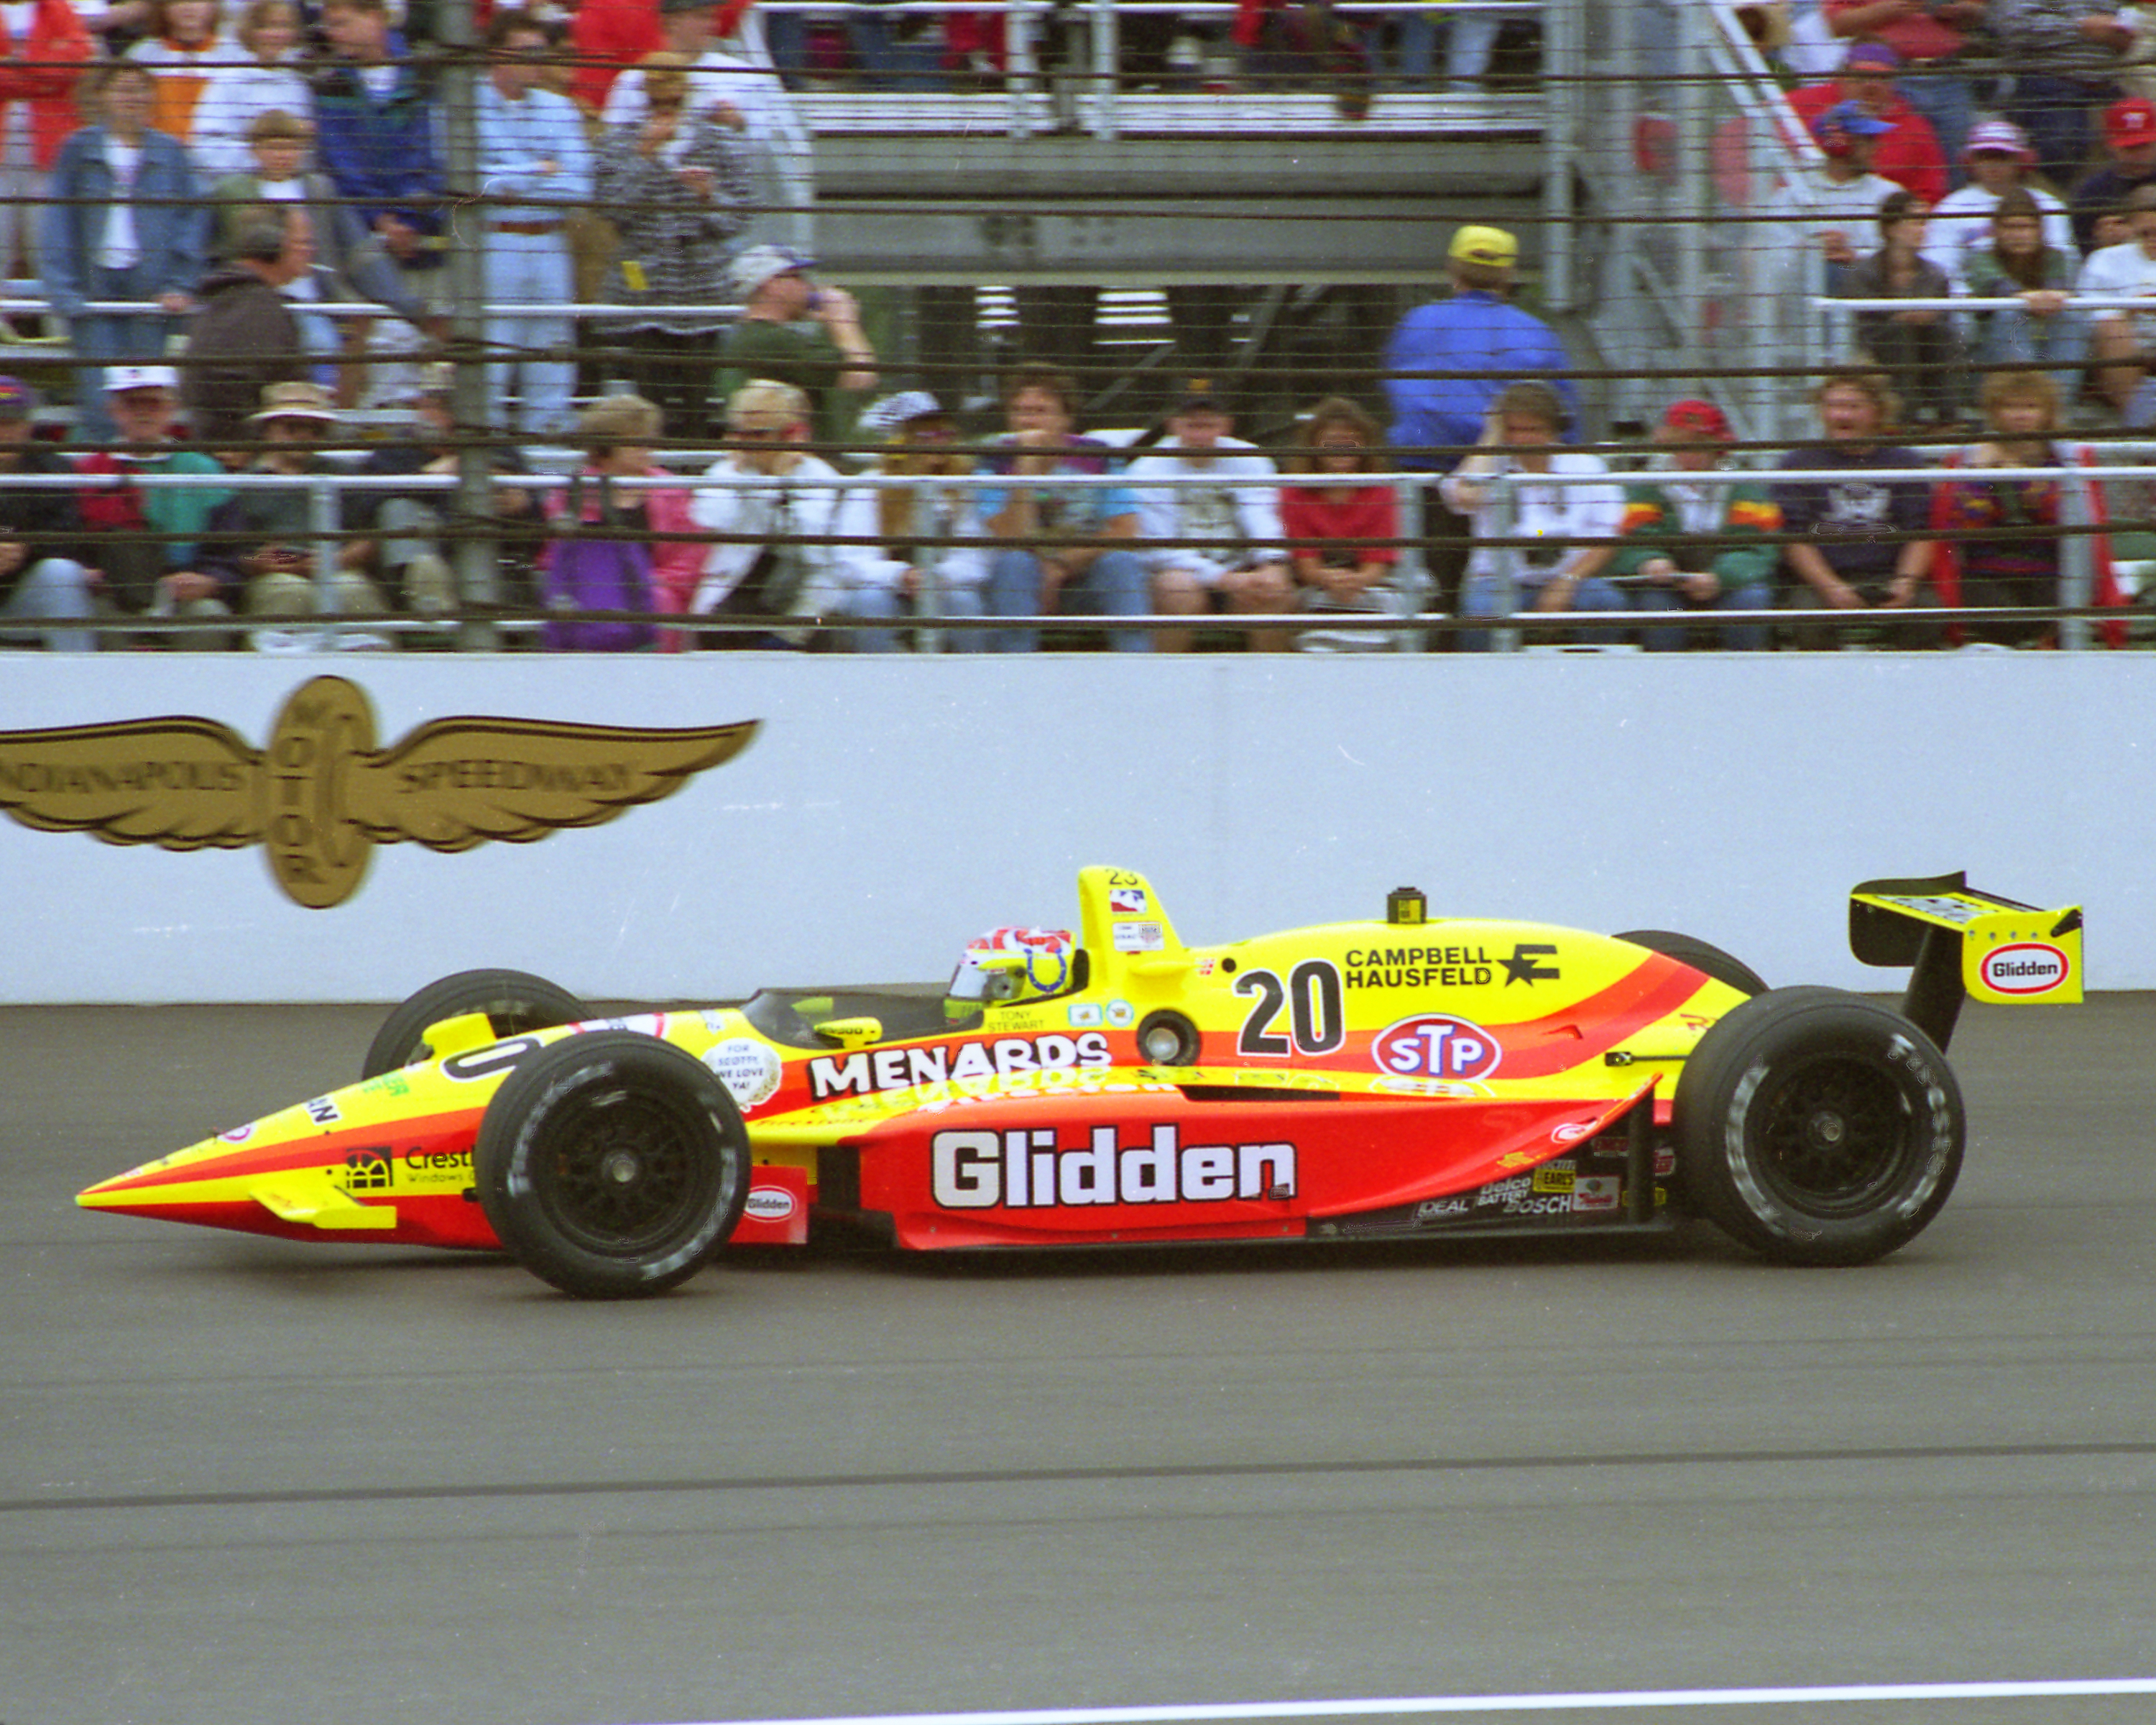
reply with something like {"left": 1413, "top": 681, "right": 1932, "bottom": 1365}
{"left": 0, "top": 676, "right": 758, "bottom": 907}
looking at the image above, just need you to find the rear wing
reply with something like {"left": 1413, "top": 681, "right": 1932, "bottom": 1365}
{"left": 1850, "top": 872, "right": 2083, "bottom": 1051}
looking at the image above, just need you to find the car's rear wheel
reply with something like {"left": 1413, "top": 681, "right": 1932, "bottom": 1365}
{"left": 362, "top": 968, "right": 589, "bottom": 1080}
{"left": 1672, "top": 986, "right": 1963, "bottom": 1266}
{"left": 1615, "top": 929, "right": 1768, "bottom": 998}
{"left": 474, "top": 1030, "right": 750, "bottom": 1299}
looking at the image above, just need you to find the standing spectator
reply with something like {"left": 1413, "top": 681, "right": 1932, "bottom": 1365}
{"left": 73, "top": 364, "right": 232, "bottom": 639}
{"left": 1787, "top": 42, "right": 1948, "bottom": 203}
{"left": 847, "top": 389, "right": 991, "bottom": 650}
{"left": 1126, "top": 382, "right": 1294, "bottom": 653}
{"left": 594, "top": 50, "right": 754, "bottom": 441}
{"left": 181, "top": 206, "right": 312, "bottom": 454}
{"left": 475, "top": 9, "right": 594, "bottom": 440}
{"left": 688, "top": 377, "right": 903, "bottom": 649}
{"left": 1279, "top": 395, "right": 1406, "bottom": 651}
{"left": 0, "top": 377, "right": 98, "bottom": 651}
{"left": 1990, "top": 0, "right": 2133, "bottom": 192}
{"left": 196, "top": 378, "right": 387, "bottom": 627}
{"left": 1839, "top": 188, "right": 1966, "bottom": 425}
{"left": 1823, "top": 0, "right": 1984, "bottom": 168}
{"left": 0, "top": 0, "right": 95, "bottom": 325}
{"left": 188, "top": 0, "right": 310, "bottom": 182}
{"left": 311, "top": 0, "right": 447, "bottom": 411}
{"left": 1441, "top": 380, "right": 1627, "bottom": 649}
{"left": 125, "top": 0, "right": 237, "bottom": 152}
{"left": 976, "top": 365, "right": 1149, "bottom": 653}
{"left": 568, "top": 0, "right": 666, "bottom": 115}
{"left": 2069, "top": 93, "right": 2156, "bottom": 248}
{"left": 208, "top": 110, "right": 439, "bottom": 404}
{"left": 1608, "top": 399, "right": 1780, "bottom": 652}
{"left": 1930, "top": 366, "right": 2127, "bottom": 643}
{"left": 1923, "top": 119, "right": 2078, "bottom": 284}
{"left": 1383, "top": 223, "right": 1580, "bottom": 622}
{"left": 540, "top": 393, "right": 706, "bottom": 650}
{"left": 1386, "top": 2, "right": 1499, "bottom": 93}
{"left": 1964, "top": 188, "right": 2090, "bottom": 401}
{"left": 1795, "top": 101, "right": 1903, "bottom": 287}
{"left": 715, "top": 244, "right": 879, "bottom": 452}
{"left": 39, "top": 63, "right": 205, "bottom": 444}
{"left": 1772, "top": 367, "right": 1943, "bottom": 645}
{"left": 2077, "top": 180, "right": 2156, "bottom": 416}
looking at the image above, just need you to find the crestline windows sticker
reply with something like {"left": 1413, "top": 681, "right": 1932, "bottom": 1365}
{"left": 0, "top": 676, "right": 759, "bottom": 908}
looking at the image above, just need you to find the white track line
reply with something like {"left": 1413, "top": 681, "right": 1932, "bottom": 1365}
{"left": 634, "top": 1678, "right": 2156, "bottom": 1725}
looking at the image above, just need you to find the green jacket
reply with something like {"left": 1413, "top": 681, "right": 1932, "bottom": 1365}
{"left": 1607, "top": 473, "right": 1782, "bottom": 587}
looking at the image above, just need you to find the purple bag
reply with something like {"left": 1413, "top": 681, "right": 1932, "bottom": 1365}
{"left": 542, "top": 475, "right": 658, "bottom": 651}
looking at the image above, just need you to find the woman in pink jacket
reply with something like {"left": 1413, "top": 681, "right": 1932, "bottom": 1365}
{"left": 542, "top": 393, "right": 706, "bottom": 652}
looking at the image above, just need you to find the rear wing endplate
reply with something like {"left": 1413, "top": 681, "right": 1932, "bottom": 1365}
{"left": 1850, "top": 872, "right": 2083, "bottom": 1051}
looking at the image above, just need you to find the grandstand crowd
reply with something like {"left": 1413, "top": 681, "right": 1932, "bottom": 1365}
{"left": 0, "top": 0, "right": 2152, "bottom": 650}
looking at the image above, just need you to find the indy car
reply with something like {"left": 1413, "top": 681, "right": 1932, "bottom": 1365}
{"left": 78, "top": 868, "right": 2083, "bottom": 1297}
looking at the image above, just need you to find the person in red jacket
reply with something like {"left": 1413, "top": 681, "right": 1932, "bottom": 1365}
{"left": 0, "top": 0, "right": 94, "bottom": 306}
{"left": 1787, "top": 41, "right": 1949, "bottom": 204}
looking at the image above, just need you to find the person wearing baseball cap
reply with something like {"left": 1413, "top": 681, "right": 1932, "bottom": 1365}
{"left": 1382, "top": 221, "right": 1582, "bottom": 627}
{"left": 715, "top": 242, "right": 879, "bottom": 454}
{"left": 1923, "top": 117, "right": 2078, "bottom": 284}
{"left": 1786, "top": 41, "right": 1948, "bottom": 202}
{"left": 1991, "top": 0, "right": 2137, "bottom": 193}
{"left": 2069, "top": 96, "right": 2156, "bottom": 252}
{"left": 1821, "top": 0, "right": 1984, "bottom": 166}
{"left": 0, "top": 376, "right": 99, "bottom": 653}
{"left": 1606, "top": 398, "right": 1779, "bottom": 653}
{"left": 1797, "top": 102, "right": 1904, "bottom": 279}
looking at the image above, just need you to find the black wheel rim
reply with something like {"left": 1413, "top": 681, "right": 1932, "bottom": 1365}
{"left": 1751, "top": 1052, "right": 1915, "bottom": 1214}
{"left": 531, "top": 1080, "right": 724, "bottom": 1256}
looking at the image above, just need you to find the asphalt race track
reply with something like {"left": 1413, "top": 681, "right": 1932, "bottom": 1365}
{"left": 4, "top": 998, "right": 2154, "bottom": 1725}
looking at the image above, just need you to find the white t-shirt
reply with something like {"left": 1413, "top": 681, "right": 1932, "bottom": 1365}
{"left": 1440, "top": 450, "right": 1623, "bottom": 585}
{"left": 1125, "top": 436, "right": 1286, "bottom": 577}
{"left": 2077, "top": 239, "right": 2156, "bottom": 343}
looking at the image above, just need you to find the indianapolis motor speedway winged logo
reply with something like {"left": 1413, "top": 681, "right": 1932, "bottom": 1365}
{"left": 0, "top": 676, "right": 759, "bottom": 908}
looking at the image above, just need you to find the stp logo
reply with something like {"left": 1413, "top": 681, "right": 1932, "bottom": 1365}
{"left": 1980, "top": 942, "right": 2070, "bottom": 996}
{"left": 1372, "top": 1013, "right": 1502, "bottom": 1081}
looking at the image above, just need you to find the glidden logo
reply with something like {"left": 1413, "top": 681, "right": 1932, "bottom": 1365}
{"left": 1980, "top": 942, "right": 2070, "bottom": 996}
{"left": 745, "top": 1187, "right": 797, "bottom": 1222}
{"left": 1372, "top": 1013, "right": 1503, "bottom": 1081}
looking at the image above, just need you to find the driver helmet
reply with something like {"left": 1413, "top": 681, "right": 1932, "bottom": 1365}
{"left": 946, "top": 926, "right": 1077, "bottom": 1012}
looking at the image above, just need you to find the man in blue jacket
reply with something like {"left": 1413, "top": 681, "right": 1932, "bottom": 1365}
{"left": 1382, "top": 224, "right": 1580, "bottom": 627}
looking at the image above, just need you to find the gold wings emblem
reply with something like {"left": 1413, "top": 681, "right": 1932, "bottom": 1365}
{"left": 0, "top": 676, "right": 760, "bottom": 908}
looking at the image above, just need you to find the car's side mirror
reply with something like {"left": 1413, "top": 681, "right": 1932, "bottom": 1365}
{"left": 813, "top": 1016, "right": 883, "bottom": 1050}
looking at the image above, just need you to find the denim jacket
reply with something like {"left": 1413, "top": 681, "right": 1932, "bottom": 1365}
{"left": 38, "top": 125, "right": 205, "bottom": 316}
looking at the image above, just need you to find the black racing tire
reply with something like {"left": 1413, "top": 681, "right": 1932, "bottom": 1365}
{"left": 1615, "top": 929, "right": 1769, "bottom": 998}
{"left": 363, "top": 968, "right": 590, "bottom": 1080}
{"left": 474, "top": 1030, "right": 750, "bottom": 1299}
{"left": 1672, "top": 986, "right": 1964, "bottom": 1266}
{"left": 1135, "top": 1009, "right": 1201, "bottom": 1066}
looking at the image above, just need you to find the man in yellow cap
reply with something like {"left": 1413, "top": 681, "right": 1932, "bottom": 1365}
{"left": 1381, "top": 221, "right": 1581, "bottom": 632}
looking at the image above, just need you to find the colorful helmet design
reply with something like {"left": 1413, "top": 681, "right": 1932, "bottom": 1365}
{"left": 946, "top": 926, "right": 1078, "bottom": 1010}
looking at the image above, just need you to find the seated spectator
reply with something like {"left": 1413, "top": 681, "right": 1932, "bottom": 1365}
{"left": 124, "top": 0, "right": 239, "bottom": 154}
{"left": 1963, "top": 188, "right": 2091, "bottom": 405}
{"left": 539, "top": 394, "right": 704, "bottom": 652}
{"left": 1922, "top": 119, "right": 2078, "bottom": 285}
{"left": 1772, "top": 367, "right": 1943, "bottom": 647}
{"left": 1441, "top": 381, "right": 1626, "bottom": 648}
{"left": 688, "top": 378, "right": 903, "bottom": 650}
{"left": 594, "top": 51, "right": 755, "bottom": 442}
{"left": 847, "top": 390, "right": 990, "bottom": 650}
{"left": 0, "top": 377, "right": 98, "bottom": 652}
{"left": 197, "top": 380, "right": 387, "bottom": 632}
{"left": 1796, "top": 101, "right": 1904, "bottom": 289}
{"left": 1839, "top": 189, "right": 1966, "bottom": 426}
{"left": 181, "top": 206, "right": 314, "bottom": 458}
{"left": 1126, "top": 382, "right": 1294, "bottom": 653}
{"left": 2070, "top": 95, "right": 2156, "bottom": 251}
{"left": 2080, "top": 182, "right": 2156, "bottom": 419}
{"left": 1787, "top": 42, "right": 1948, "bottom": 204}
{"left": 977, "top": 366, "right": 1150, "bottom": 653}
{"left": 1609, "top": 399, "right": 1780, "bottom": 653}
{"left": 39, "top": 62, "right": 205, "bottom": 445}
{"left": 352, "top": 365, "right": 545, "bottom": 618}
{"left": 73, "top": 364, "right": 233, "bottom": 644}
{"left": 715, "top": 244, "right": 879, "bottom": 454}
{"left": 1930, "top": 367, "right": 2128, "bottom": 645}
{"left": 1991, "top": 0, "right": 2135, "bottom": 193}
{"left": 208, "top": 111, "right": 440, "bottom": 405}
{"left": 1822, "top": 0, "right": 1984, "bottom": 168}
{"left": 1278, "top": 395, "right": 1406, "bottom": 652}
{"left": 188, "top": 0, "right": 308, "bottom": 181}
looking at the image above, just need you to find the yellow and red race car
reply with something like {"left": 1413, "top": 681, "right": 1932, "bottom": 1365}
{"left": 78, "top": 867, "right": 2083, "bottom": 1297}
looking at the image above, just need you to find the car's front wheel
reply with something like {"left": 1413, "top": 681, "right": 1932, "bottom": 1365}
{"left": 474, "top": 1031, "right": 751, "bottom": 1298}
{"left": 361, "top": 967, "right": 590, "bottom": 1080}
{"left": 1672, "top": 986, "right": 1963, "bottom": 1266}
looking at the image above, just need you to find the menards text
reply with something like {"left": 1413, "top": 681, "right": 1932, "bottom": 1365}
{"left": 811, "top": 1031, "right": 1112, "bottom": 1100}
{"left": 932, "top": 1123, "right": 1296, "bottom": 1210}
